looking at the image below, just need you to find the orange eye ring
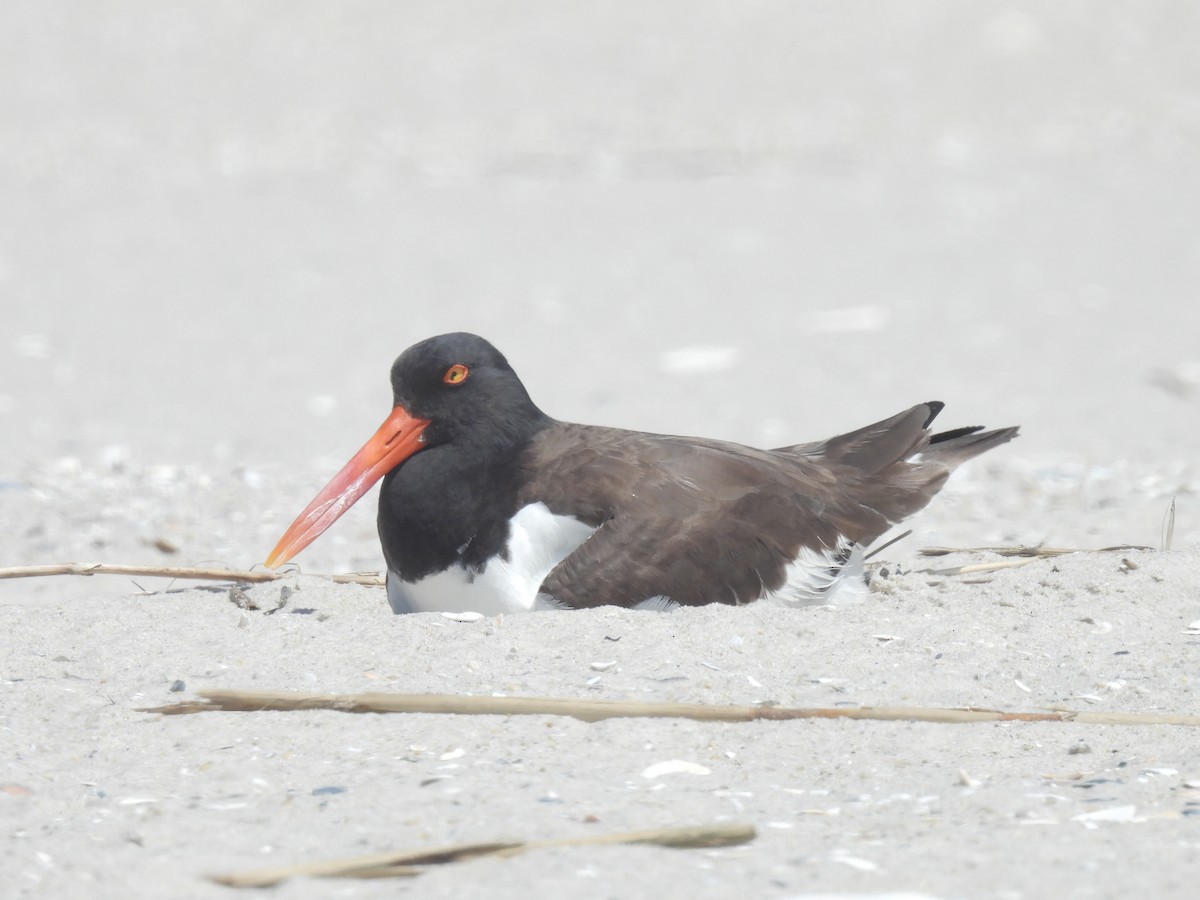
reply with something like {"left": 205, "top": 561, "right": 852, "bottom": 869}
{"left": 443, "top": 364, "right": 469, "bottom": 385}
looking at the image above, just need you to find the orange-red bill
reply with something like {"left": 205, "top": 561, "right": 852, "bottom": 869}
{"left": 265, "top": 405, "right": 431, "bottom": 568}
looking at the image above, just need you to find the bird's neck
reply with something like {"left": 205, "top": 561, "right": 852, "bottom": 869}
{"left": 376, "top": 426, "right": 546, "bottom": 582}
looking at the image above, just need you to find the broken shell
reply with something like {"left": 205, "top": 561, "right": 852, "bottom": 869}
{"left": 641, "top": 760, "right": 711, "bottom": 779}
{"left": 441, "top": 611, "right": 484, "bottom": 622}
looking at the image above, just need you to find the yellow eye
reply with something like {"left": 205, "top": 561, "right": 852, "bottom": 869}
{"left": 443, "top": 364, "right": 469, "bottom": 385}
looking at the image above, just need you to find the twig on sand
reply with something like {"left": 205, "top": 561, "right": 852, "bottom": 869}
{"left": 915, "top": 543, "right": 1157, "bottom": 576}
{"left": 140, "top": 688, "right": 1200, "bottom": 727}
{"left": 919, "top": 557, "right": 1042, "bottom": 576}
{"left": 330, "top": 571, "right": 386, "bottom": 586}
{"left": 0, "top": 563, "right": 386, "bottom": 587}
{"left": 0, "top": 563, "right": 281, "bottom": 583}
{"left": 1163, "top": 497, "right": 1176, "bottom": 551}
{"left": 210, "top": 822, "right": 755, "bottom": 887}
{"left": 918, "top": 544, "right": 1154, "bottom": 559}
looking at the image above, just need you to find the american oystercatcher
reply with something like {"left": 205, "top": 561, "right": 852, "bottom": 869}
{"left": 266, "top": 332, "right": 1017, "bottom": 613}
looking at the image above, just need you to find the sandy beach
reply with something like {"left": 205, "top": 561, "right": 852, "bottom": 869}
{"left": 3, "top": 4, "right": 1199, "bottom": 898}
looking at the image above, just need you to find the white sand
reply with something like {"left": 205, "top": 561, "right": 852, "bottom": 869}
{"left": 3, "top": 4, "right": 1199, "bottom": 898}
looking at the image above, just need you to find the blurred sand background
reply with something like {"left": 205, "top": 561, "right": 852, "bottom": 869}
{"left": 2, "top": 3, "right": 1199, "bottom": 898}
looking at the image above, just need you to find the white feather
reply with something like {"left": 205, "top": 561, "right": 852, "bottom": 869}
{"left": 387, "top": 502, "right": 596, "bottom": 614}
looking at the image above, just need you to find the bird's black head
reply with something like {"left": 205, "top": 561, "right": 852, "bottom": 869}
{"left": 263, "top": 332, "right": 551, "bottom": 569}
{"left": 390, "top": 332, "right": 551, "bottom": 450}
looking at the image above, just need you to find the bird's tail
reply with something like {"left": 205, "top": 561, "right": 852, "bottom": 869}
{"left": 777, "top": 401, "right": 1019, "bottom": 542}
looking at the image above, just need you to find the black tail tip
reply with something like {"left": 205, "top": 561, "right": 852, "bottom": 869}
{"left": 922, "top": 400, "right": 945, "bottom": 428}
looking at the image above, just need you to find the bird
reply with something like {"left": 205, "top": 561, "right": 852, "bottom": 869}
{"left": 265, "top": 332, "right": 1017, "bottom": 614}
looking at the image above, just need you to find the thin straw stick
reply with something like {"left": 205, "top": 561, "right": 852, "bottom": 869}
{"left": 0, "top": 563, "right": 387, "bottom": 586}
{"left": 210, "top": 822, "right": 756, "bottom": 888}
{"left": 919, "top": 544, "right": 1153, "bottom": 558}
{"left": 0, "top": 563, "right": 280, "bottom": 582}
{"left": 919, "top": 558, "right": 1041, "bottom": 576}
{"left": 140, "top": 688, "right": 1200, "bottom": 727}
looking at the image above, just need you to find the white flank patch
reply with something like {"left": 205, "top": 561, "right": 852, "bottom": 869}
{"left": 387, "top": 502, "right": 597, "bottom": 614}
{"left": 763, "top": 537, "right": 868, "bottom": 606}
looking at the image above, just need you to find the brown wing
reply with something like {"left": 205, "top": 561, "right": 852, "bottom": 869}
{"left": 519, "top": 425, "right": 848, "bottom": 608}
{"left": 521, "top": 405, "right": 1017, "bottom": 609}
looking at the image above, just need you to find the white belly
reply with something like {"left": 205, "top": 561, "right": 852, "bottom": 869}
{"left": 386, "top": 502, "right": 597, "bottom": 614}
